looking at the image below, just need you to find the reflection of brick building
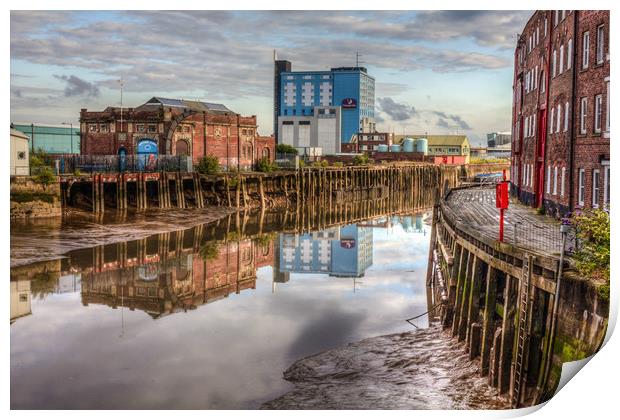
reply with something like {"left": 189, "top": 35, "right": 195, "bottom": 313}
{"left": 80, "top": 97, "right": 275, "bottom": 170}
{"left": 511, "top": 11, "right": 610, "bottom": 215}
{"left": 81, "top": 235, "right": 275, "bottom": 318}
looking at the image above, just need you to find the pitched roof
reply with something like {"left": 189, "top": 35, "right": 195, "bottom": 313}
{"left": 394, "top": 134, "right": 470, "bottom": 146}
{"left": 143, "top": 97, "right": 234, "bottom": 114}
{"left": 10, "top": 128, "right": 29, "bottom": 140}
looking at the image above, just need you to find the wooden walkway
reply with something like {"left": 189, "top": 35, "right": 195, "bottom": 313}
{"left": 442, "top": 186, "right": 572, "bottom": 256}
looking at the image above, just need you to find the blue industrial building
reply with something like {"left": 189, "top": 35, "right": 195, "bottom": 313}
{"left": 274, "top": 59, "right": 375, "bottom": 149}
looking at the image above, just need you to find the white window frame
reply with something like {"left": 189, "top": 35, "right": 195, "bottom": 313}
{"left": 594, "top": 94, "right": 603, "bottom": 133}
{"left": 556, "top": 104, "right": 561, "bottom": 133}
{"left": 603, "top": 164, "right": 610, "bottom": 208}
{"left": 561, "top": 167, "right": 566, "bottom": 197}
{"left": 597, "top": 25, "right": 605, "bottom": 64}
{"left": 580, "top": 97, "right": 587, "bottom": 134}
{"left": 524, "top": 116, "right": 529, "bottom": 138}
{"left": 552, "top": 49, "right": 557, "bottom": 77}
{"left": 546, "top": 165, "right": 551, "bottom": 194}
{"left": 532, "top": 114, "right": 536, "bottom": 137}
{"left": 567, "top": 38, "right": 573, "bottom": 69}
{"left": 592, "top": 169, "right": 600, "bottom": 208}
{"left": 605, "top": 77, "right": 610, "bottom": 136}
{"left": 578, "top": 168, "right": 586, "bottom": 206}
{"left": 559, "top": 44, "right": 565, "bottom": 73}
{"left": 564, "top": 101, "right": 569, "bottom": 132}
{"left": 553, "top": 166, "right": 558, "bottom": 195}
{"left": 550, "top": 106, "right": 555, "bottom": 134}
{"left": 583, "top": 31, "right": 590, "bottom": 69}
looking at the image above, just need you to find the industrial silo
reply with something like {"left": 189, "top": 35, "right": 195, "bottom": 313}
{"left": 414, "top": 138, "right": 428, "bottom": 155}
{"left": 377, "top": 144, "right": 389, "bottom": 152}
{"left": 390, "top": 144, "right": 402, "bottom": 153}
{"left": 402, "top": 137, "right": 415, "bottom": 152}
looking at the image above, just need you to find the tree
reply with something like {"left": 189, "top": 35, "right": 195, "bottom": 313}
{"left": 276, "top": 144, "right": 298, "bottom": 155}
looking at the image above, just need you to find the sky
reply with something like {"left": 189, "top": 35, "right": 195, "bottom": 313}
{"left": 10, "top": 10, "right": 532, "bottom": 146}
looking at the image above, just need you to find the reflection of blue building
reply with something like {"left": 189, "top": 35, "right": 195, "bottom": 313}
{"left": 279, "top": 224, "right": 373, "bottom": 277}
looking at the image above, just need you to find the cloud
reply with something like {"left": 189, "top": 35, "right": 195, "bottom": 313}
{"left": 54, "top": 75, "right": 100, "bottom": 97}
{"left": 377, "top": 97, "right": 417, "bottom": 121}
{"left": 432, "top": 111, "right": 471, "bottom": 130}
{"left": 10, "top": 10, "right": 517, "bottom": 133}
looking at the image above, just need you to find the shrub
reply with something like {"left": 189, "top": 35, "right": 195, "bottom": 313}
{"left": 571, "top": 208, "right": 610, "bottom": 288}
{"left": 352, "top": 154, "right": 370, "bottom": 166}
{"left": 196, "top": 155, "right": 220, "bottom": 175}
{"left": 333, "top": 162, "right": 344, "bottom": 168}
{"left": 200, "top": 241, "right": 220, "bottom": 261}
{"left": 34, "top": 166, "right": 56, "bottom": 185}
{"left": 256, "top": 157, "right": 277, "bottom": 172}
{"left": 276, "top": 144, "right": 298, "bottom": 155}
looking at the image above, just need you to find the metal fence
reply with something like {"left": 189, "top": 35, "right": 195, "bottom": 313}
{"left": 509, "top": 220, "right": 579, "bottom": 256}
{"left": 42, "top": 155, "right": 192, "bottom": 174}
{"left": 275, "top": 153, "right": 299, "bottom": 170}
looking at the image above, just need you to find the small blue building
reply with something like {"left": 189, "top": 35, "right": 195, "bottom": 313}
{"left": 274, "top": 59, "right": 375, "bottom": 152}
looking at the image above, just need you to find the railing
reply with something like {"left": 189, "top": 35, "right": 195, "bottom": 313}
{"left": 440, "top": 194, "right": 579, "bottom": 257}
{"left": 42, "top": 155, "right": 191, "bottom": 174}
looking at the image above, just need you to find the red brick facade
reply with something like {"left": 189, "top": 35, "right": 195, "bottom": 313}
{"left": 80, "top": 97, "right": 275, "bottom": 171}
{"left": 511, "top": 10, "right": 609, "bottom": 216}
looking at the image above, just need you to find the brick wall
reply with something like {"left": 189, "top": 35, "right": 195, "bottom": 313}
{"left": 80, "top": 103, "right": 265, "bottom": 170}
{"left": 511, "top": 10, "right": 609, "bottom": 215}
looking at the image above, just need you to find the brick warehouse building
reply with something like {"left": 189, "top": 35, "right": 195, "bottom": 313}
{"left": 511, "top": 10, "right": 609, "bottom": 216}
{"left": 80, "top": 97, "right": 275, "bottom": 171}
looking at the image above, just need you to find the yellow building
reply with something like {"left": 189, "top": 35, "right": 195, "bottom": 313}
{"left": 394, "top": 134, "right": 471, "bottom": 164}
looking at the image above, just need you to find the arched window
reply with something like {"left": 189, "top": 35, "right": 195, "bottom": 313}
{"left": 175, "top": 139, "right": 189, "bottom": 156}
{"left": 262, "top": 147, "right": 271, "bottom": 160}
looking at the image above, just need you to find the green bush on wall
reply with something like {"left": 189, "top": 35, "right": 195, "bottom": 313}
{"left": 196, "top": 155, "right": 220, "bottom": 175}
{"left": 571, "top": 208, "right": 610, "bottom": 298}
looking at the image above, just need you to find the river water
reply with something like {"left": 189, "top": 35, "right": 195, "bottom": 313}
{"left": 10, "top": 209, "right": 507, "bottom": 409}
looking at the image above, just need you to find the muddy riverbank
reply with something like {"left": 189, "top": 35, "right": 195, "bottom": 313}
{"left": 262, "top": 324, "right": 509, "bottom": 409}
{"left": 10, "top": 206, "right": 235, "bottom": 267}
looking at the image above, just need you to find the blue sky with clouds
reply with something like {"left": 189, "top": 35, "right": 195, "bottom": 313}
{"left": 10, "top": 10, "right": 532, "bottom": 145}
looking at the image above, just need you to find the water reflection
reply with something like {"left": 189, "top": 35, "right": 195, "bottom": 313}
{"left": 11, "top": 207, "right": 434, "bottom": 409}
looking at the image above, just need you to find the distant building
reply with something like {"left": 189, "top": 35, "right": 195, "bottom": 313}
{"left": 278, "top": 224, "right": 373, "bottom": 278}
{"left": 10, "top": 280, "right": 31, "bottom": 323}
{"left": 343, "top": 132, "right": 392, "bottom": 153}
{"left": 470, "top": 147, "right": 488, "bottom": 158}
{"left": 80, "top": 97, "right": 275, "bottom": 171}
{"left": 274, "top": 58, "right": 375, "bottom": 152}
{"left": 394, "top": 134, "right": 471, "bottom": 164}
{"left": 487, "top": 131, "right": 512, "bottom": 147}
{"left": 13, "top": 123, "right": 80, "bottom": 155}
{"left": 511, "top": 10, "right": 609, "bottom": 214}
{"left": 10, "top": 127, "right": 30, "bottom": 176}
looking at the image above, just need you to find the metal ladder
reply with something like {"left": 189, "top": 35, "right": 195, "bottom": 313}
{"left": 512, "top": 254, "right": 532, "bottom": 408}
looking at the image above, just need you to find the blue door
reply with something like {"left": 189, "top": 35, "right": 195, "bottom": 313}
{"left": 137, "top": 139, "right": 158, "bottom": 171}
{"left": 118, "top": 147, "right": 127, "bottom": 172}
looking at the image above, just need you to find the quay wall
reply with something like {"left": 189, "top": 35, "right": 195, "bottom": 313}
{"left": 59, "top": 162, "right": 509, "bottom": 214}
{"left": 10, "top": 176, "right": 61, "bottom": 219}
{"left": 428, "top": 187, "right": 608, "bottom": 408}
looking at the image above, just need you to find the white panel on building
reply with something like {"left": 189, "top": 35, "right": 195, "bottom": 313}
{"left": 298, "top": 124, "right": 311, "bottom": 147}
